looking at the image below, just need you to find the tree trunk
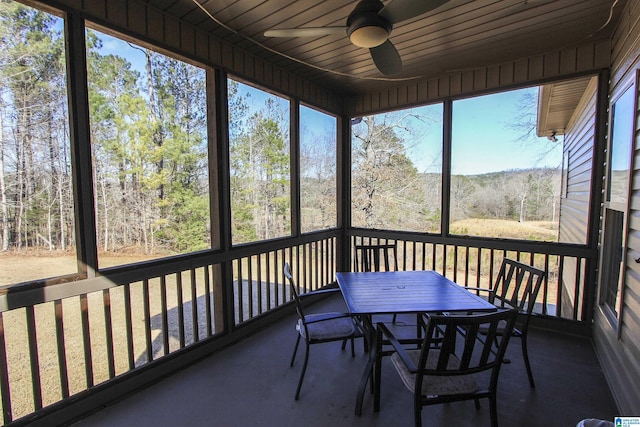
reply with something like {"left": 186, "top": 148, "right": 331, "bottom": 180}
{"left": 0, "top": 103, "right": 9, "bottom": 251}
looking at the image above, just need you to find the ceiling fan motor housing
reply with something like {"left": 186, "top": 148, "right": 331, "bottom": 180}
{"left": 347, "top": 0, "right": 392, "bottom": 48}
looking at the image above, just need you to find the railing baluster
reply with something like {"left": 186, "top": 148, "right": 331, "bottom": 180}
{"left": 557, "top": 256, "right": 565, "bottom": 318}
{"left": 313, "top": 242, "right": 318, "bottom": 287}
{"left": 143, "top": 279, "right": 152, "bottom": 361}
{"left": 431, "top": 243, "right": 436, "bottom": 271}
{"left": 236, "top": 258, "right": 244, "bottom": 324}
{"left": 257, "top": 254, "right": 263, "bottom": 314}
{"left": 464, "top": 246, "right": 470, "bottom": 286}
{"left": 0, "top": 313, "right": 12, "bottom": 424}
{"left": 273, "top": 249, "right": 278, "bottom": 305}
{"left": 573, "top": 259, "right": 582, "bottom": 320}
{"left": 265, "top": 253, "right": 272, "bottom": 312}
{"left": 302, "top": 244, "right": 308, "bottom": 291}
{"left": 102, "top": 290, "right": 115, "bottom": 379}
{"left": 476, "top": 247, "right": 482, "bottom": 288}
{"left": 54, "top": 300, "right": 69, "bottom": 399}
{"left": 123, "top": 284, "right": 134, "bottom": 370}
{"left": 176, "top": 273, "right": 185, "bottom": 348}
{"left": 489, "top": 250, "right": 496, "bottom": 289}
{"left": 190, "top": 269, "right": 199, "bottom": 343}
{"left": 541, "top": 254, "right": 550, "bottom": 315}
{"left": 160, "top": 276, "right": 169, "bottom": 355}
{"left": 204, "top": 267, "right": 212, "bottom": 337}
{"left": 442, "top": 244, "right": 448, "bottom": 277}
{"left": 25, "top": 306, "right": 42, "bottom": 410}
{"left": 275, "top": 249, "right": 289, "bottom": 304}
{"left": 79, "top": 294, "right": 94, "bottom": 387}
{"left": 247, "top": 256, "right": 254, "bottom": 319}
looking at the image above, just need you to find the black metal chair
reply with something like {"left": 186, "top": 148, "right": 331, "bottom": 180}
{"left": 354, "top": 243, "right": 399, "bottom": 322}
{"left": 466, "top": 257, "right": 545, "bottom": 388}
{"left": 375, "top": 309, "right": 518, "bottom": 427}
{"left": 353, "top": 243, "right": 398, "bottom": 273}
{"left": 284, "top": 262, "right": 363, "bottom": 400}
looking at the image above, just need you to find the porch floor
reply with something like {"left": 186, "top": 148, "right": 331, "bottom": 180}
{"left": 72, "top": 295, "right": 618, "bottom": 427}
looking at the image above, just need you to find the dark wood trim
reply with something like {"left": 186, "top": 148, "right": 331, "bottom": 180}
{"left": 337, "top": 115, "right": 352, "bottom": 272}
{"left": 587, "top": 69, "right": 611, "bottom": 327}
{"left": 347, "top": 227, "right": 596, "bottom": 258}
{"left": 214, "top": 69, "right": 236, "bottom": 334}
{"left": 65, "top": 12, "right": 98, "bottom": 277}
{"left": 207, "top": 69, "right": 222, "bottom": 251}
{"left": 441, "top": 99, "right": 453, "bottom": 237}
{"left": 290, "top": 99, "right": 301, "bottom": 237}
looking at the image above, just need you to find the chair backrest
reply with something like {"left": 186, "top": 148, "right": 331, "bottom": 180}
{"left": 353, "top": 243, "right": 397, "bottom": 272}
{"left": 416, "top": 309, "right": 517, "bottom": 387}
{"left": 490, "top": 258, "right": 545, "bottom": 316}
{"left": 284, "top": 262, "right": 306, "bottom": 321}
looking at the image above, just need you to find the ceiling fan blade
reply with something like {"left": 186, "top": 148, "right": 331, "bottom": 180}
{"left": 264, "top": 27, "right": 346, "bottom": 38}
{"left": 379, "top": 0, "right": 451, "bottom": 25}
{"left": 370, "top": 40, "right": 402, "bottom": 75}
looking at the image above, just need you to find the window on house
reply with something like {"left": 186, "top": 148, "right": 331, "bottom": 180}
{"left": 86, "top": 29, "right": 210, "bottom": 268}
{"left": 228, "top": 78, "right": 291, "bottom": 244}
{"left": 0, "top": 2, "right": 75, "bottom": 285}
{"left": 450, "top": 87, "right": 563, "bottom": 242}
{"left": 351, "top": 104, "right": 443, "bottom": 233}
{"left": 300, "top": 105, "right": 337, "bottom": 233}
{"left": 600, "top": 82, "right": 636, "bottom": 321}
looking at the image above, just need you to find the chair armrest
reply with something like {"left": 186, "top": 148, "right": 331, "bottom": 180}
{"left": 304, "top": 312, "right": 353, "bottom": 324}
{"left": 463, "top": 286, "right": 494, "bottom": 295}
{"left": 323, "top": 280, "right": 340, "bottom": 289}
{"left": 296, "top": 287, "right": 343, "bottom": 307}
{"left": 300, "top": 287, "right": 341, "bottom": 297}
{"left": 377, "top": 322, "right": 419, "bottom": 373}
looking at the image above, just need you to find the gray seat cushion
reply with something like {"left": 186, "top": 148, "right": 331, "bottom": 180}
{"left": 298, "top": 313, "right": 356, "bottom": 340}
{"left": 390, "top": 349, "right": 478, "bottom": 396}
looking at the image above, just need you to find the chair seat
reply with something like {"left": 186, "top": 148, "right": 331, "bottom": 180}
{"left": 390, "top": 349, "right": 478, "bottom": 396}
{"left": 297, "top": 313, "right": 357, "bottom": 341}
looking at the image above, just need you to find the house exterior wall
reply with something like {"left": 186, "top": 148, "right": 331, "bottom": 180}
{"left": 559, "top": 78, "right": 598, "bottom": 246}
{"left": 558, "top": 78, "right": 598, "bottom": 318}
{"left": 593, "top": 0, "right": 640, "bottom": 414}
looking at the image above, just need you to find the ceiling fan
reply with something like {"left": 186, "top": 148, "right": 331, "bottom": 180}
{"left": 264, "top": 0, "right": 452, "bottom": 76}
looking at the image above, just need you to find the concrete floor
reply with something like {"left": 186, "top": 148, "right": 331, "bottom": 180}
{"left": 72, "top": 295, "right": 619, "bottom": 427}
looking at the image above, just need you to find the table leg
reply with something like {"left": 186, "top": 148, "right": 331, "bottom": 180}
{"left": 355, "top": 315, "right": 376, "bottom": 416}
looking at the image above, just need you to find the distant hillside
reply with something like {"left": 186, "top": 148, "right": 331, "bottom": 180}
{"left": 431, "top": 167, "right": 561, "bottom": 224}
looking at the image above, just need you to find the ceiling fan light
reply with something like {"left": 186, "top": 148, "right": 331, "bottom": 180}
{"left": 349, "top": 25, "right": 389, "bottom": 48}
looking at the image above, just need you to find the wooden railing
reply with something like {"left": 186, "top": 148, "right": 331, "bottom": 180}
{"left": 0, "top": 229, "right": 596, "bottom": 425}
{"left": 350, "top": 229, "right": 596, "bottom": 324}
{"left": 232, "top": 237, "right": 337, "bottom": 324}
{"left": 0, "top": 233, "right": 337, "bottom": 425}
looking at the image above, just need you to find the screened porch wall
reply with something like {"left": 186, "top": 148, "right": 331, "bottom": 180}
{"left": 0, "top": 0, "right": 628, "bottom": 425}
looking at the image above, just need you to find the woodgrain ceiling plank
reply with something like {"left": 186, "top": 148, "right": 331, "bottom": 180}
{"left": 143, "top": 0, "right": 624, "bottom": 95}
{"left": 395, "top": 2, "right": 612, "bottom": 71}
{"left": 393, "top": 0, "right": 609, "bottom": 58}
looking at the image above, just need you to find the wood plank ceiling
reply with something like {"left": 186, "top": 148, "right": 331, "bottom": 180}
{"left": 143, "top": 0, "right": 625, "bottom": 96}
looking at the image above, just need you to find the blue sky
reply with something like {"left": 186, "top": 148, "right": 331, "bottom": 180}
{"left": 451, "top": 88, "right": 562, "bottom": 175}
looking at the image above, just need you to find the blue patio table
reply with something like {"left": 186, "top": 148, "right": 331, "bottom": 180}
{"left": 335, "top": 270, "right": 498, "bottom": 415}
